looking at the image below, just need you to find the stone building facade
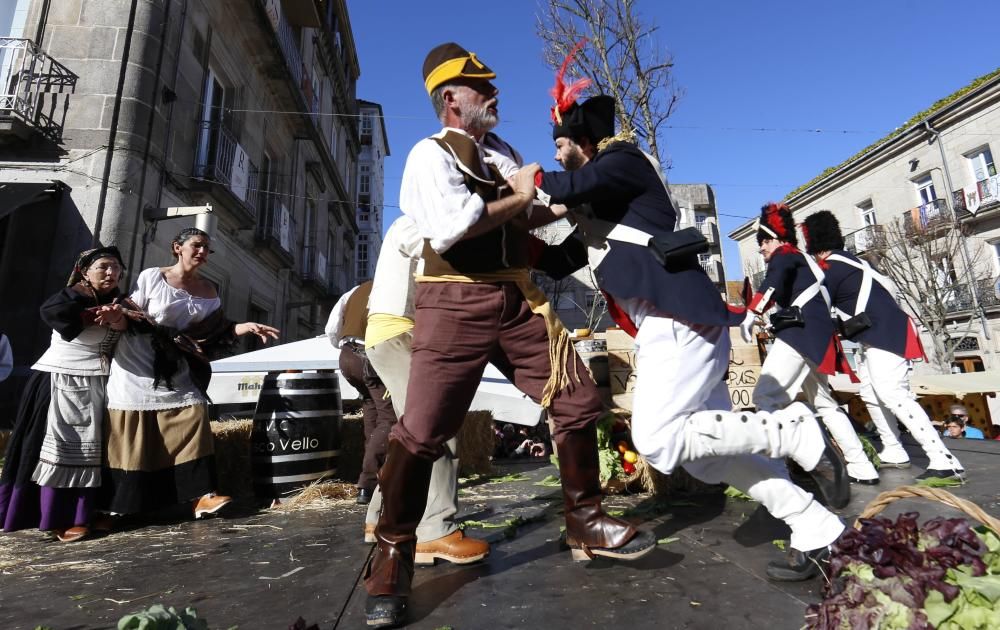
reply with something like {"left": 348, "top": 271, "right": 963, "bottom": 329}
{"left": 728, "top": 70, "right": 1000, "bottom": 373}
{"left": 0, "top": 0, "right": 365, "bottom": 417}
{"left": 354, "top": 98, "right": 388, "bottom": 281}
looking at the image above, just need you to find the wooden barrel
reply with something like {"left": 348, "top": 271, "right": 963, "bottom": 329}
{"left": 250, "top": 371, "right": 342, "bottom": 498}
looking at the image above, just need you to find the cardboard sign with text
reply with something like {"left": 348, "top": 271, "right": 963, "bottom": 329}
{"left": 606, "top": 328, "right": 636, "bottom": 411}
{"left": 606, "top": 327, "right": 764, "bottom": 412}
{"left": 728, "top": 328, "right": 763, "bottom": 410}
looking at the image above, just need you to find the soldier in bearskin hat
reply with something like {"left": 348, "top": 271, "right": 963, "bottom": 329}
{"left": 802, "top": 210, "right": 964, "bottom": 480}
{"left": 361, "top": 42, "right": 657, "bottom": 628}
{"left": 535, "top": 43, "right": 850, "bottom": 583}
{"left": 743, "top": 203, "right": 880, "bottom": 488}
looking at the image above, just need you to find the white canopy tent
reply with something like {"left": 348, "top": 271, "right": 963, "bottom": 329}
{"left": 209, "top": 336, "right": 544, "bottom": 426}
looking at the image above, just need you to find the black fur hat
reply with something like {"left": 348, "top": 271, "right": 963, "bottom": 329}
{"left": 756, "top": 202, "right": 797, "bottom": 247}
{"left": 802, "top": 210, "right": 845, "bottom": 254}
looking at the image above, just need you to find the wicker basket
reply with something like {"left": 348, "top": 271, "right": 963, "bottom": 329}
{"left": 854, "top": 484, "right": 1000, "bottom": 533}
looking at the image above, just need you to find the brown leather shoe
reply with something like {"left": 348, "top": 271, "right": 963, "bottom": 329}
{"left": 414, "top": 530, "right": 490, "bottom": 566}
{"left": 193, "top": 493, "right": 233, "bottom": 519}
{"left": 55, "top": 526, "right": 89, "bottom": 542}
{"left": 364, "top": 523, "right": 376, "bottom": 544}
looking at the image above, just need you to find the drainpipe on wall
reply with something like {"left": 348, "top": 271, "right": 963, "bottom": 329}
{"left": 923, "top": 120, "right": 991, "bottom": 342}
{"left": 123, "top": 0, "right": 174, "bottom": 288}
{"left": 91, "top": 0, "right": 139, "bottom": 247}
{"left": 33, "top": 0, "right": 50, "bottom": 47}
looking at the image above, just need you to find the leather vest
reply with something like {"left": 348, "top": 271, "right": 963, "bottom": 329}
{"left": 340, "top": 280, "right": 373, "bottom": 340}
{"left": 421, "top": 131, "right": 529, "bottom": 275}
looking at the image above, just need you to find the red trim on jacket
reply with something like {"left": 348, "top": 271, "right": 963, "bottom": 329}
{"left": 903, "top": 318, "right": 927, "bottom": 361}
{"left": 603, "top": 291, "right": 639, "bottom": 338}
{"left": 816, "top": 336, "right": 857, "bottom": 381}
{"left": 748, "top": 291, "right": 771, "bottom": 313}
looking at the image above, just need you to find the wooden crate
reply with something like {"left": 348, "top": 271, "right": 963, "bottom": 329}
{"left": 606, "top": 328, "right": 635, "bottom": 411}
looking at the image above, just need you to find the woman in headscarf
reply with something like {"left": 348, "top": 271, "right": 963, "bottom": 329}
{"left": 102, "top": 228, "right": 279, "bottom": 520}
{"left": 0, "top": 246, "right": 127, "bottom": 541}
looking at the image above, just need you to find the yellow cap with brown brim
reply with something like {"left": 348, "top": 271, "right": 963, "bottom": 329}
{"left": 423, "top": 42, "right": 496, "bottom": 95}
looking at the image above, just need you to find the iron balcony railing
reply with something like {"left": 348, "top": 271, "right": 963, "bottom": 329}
{"left": 258, "top": 201, "right": 296, "bottom": 260}
{"left": 0, "top": 37, "right": 77, "bottom": 142}
{"left": 700, "top": 258, "right": 722, "bottom": 283}
{"left": 843, "top": 224, "right": 886, "bottom": 254}
{"left": 942, "top": 277, "right": 1000, "bottom": 314}
{"left": 194, "top": 120, "right": 259, "bottom": 217}
{"left": 899, "top": 199, "right": 950, "bottom": 235}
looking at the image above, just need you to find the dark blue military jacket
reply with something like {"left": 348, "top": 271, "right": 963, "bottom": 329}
{"left": 822, "top": 249, "right": 923, "bottom": 359}
{"left": 538, "top": 142, "right": 741, "bottom": 329}
{"left": 756, "top": 245, "right": 838, "bottom": 372}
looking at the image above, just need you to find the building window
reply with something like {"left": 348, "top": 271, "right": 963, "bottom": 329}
{"left": 360, "top": 112, "right": 373, "bottom": 136}
{"left": 915, "top": 175, "right": 937, "bottom": 205}
{"left": 991, "top": 240, "right": 1000, "bottom": 276}
{"left": 858, "top": 200, "right": 877, "bottom": 226}
{"left": 967, "top": 147, "right": 996, "bottom": 183}
{"left": 585, "top": 292, "right": 605, "bottom": 310}
{"left": 356, "top": 236, "right": 369, "bottom": 279}
{"left": 359, "top": 164, "right": 371, "bottom": 195}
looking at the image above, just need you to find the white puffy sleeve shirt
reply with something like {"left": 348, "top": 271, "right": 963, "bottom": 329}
{"left": 399, "top": 128, "right": 523, "bottom": 254}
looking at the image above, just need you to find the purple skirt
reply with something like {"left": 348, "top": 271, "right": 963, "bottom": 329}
{"left": 0, "top": 370, "right": 97, "bottom": 532}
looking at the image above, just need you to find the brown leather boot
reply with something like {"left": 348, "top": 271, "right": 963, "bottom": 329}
{"left": 363, "top": 439, "right": 434, "bottom": 628}
{"left": 557, "top": 426, "right": 656, "bottom": 562}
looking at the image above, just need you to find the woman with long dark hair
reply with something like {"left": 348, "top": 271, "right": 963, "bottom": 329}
{"left": 0, "top": 246, "right": 128, "bottom": 541}
{"left": 102, "top": 228, "right": 278, "bottom": 519}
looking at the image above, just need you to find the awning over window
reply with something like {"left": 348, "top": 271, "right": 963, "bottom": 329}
{"left": 0, "top": 180, "right": 66, "bottom": 221}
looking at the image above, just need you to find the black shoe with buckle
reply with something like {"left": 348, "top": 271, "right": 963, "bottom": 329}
{"left": 365, "top": 595, "right": 406, "bottom": 628}
{"left": 766, "top": 546, "right": 831, "bottom": 582}
{"left": 357, "top": 487, "right": 374, "bottom": 505}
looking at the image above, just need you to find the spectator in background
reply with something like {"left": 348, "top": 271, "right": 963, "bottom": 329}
{"left": 945, "top": 405, "right": 984, "bottom": 440}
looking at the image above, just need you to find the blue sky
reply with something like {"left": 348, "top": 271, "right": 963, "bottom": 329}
{"left": 348, "top": 0, "right": 999, "bottom": 279}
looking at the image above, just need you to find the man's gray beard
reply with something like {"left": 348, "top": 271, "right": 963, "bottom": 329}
{"left": 462, "top": 103, "right": 498, "bottom": 134}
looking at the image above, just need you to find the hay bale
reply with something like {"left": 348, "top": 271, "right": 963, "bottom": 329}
{"left": 211, "top": 419, "right": 253, "bottom": 498}
{"left": 635, "top": 458, "right": 721, "bottom": 496}
{"left": 270, "top": 479, "right": 357, "bottom": 511}
{"left": 457, "top": 410, "right": 494, "bottom": 477}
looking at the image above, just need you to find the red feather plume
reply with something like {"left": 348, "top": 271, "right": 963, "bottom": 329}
{"left": 763, "top": 202, "right": 789, "bottom": 239}
{"left": 550, "top": 38, "right": 591, "bottom": 124}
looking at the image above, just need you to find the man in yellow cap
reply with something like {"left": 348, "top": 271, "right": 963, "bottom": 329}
{"left": 362, "top": 42, "right": 655, "bottom": 628}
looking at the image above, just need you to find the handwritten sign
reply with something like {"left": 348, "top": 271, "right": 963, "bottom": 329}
{"left": 728, "top": 329, "right": 762, "bottom": 410}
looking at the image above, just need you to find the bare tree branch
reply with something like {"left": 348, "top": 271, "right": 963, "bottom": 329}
{"left": 870, "top": 217, "right": 989, "bottom": 373}
{"left": 537, "top": 0, "right": 682, "bottom": 167}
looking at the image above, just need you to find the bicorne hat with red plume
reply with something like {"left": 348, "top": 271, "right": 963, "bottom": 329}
{"left": 755, "top": 202, "right": 797, "bottom": 247}
{"left": 550, "top": 39, "right": 615, "bottom": 143}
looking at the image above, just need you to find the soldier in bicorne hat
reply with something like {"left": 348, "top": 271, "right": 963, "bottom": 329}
{"left": 801, "top": 210, "right": 964, "bottom": 480}
{"left": 361, "top": 42, "right": 656, "bottom": 629}
{"left": 535, "top": 43, "right": 850, "bottom": 583}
